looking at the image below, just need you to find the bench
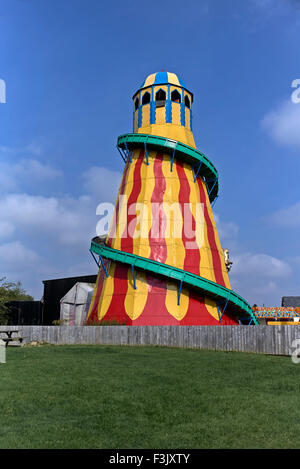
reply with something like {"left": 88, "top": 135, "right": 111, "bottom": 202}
{"left": 1, "top": 337, "right": 25, "bottom": 347}
{"left": 0, "top": 330, "right": 25, "bottom": 347}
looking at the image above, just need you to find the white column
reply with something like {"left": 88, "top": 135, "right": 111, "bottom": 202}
{"left": 0, "top": 339, "right": 6, "bottom": 364}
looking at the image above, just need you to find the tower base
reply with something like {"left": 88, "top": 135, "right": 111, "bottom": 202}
{"left": 87, "top": 260, "right": 239, "bottom": 326}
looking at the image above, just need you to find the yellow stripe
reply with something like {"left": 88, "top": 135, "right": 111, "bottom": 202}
{"left": 106, "top": 161, "right": 129, "bottom": 246}
{"left": 124, "top": 152, "right": 156, "bottom": 319}
{"left": 87, "top": 268, "right": 102, "bottom": 321}
{"left": 171, "top": 102, "right": 181, "bottom": 125}
{"left": 161, "top": 156, "right": 185, "bottom": 270}
{"left": 201, "top": 178, "right": 231, "bottom": 290}
{"left": 111, "top": 154, "right": 139, "bottom": 251}
{"left": 165, "top": 280, "right": 189, "bottom": 320}
{"left": 153, "top": 84, "right": 168, "bottom": 99}
{"left": 183, "top": 164, "right": 204, "bottom": 260}
{"left": 204, "top": 297, "right": 219, "bottom": 322}
{"left": 197, "top": 178, "right": 217, "bottom": 283}
{"left": 155, "top": 106, "right": 166, "bottom": 124}
{"left": 141, "top": 103, "right": 150, "bottom": 127}
{"left": 185, "top": 107, "right": 191, "bottom": 130}
{"left": 167, "top": 72, "right": 180, "bottom": 87}
{"left": 97, "top": 262, "right": 117, "bottom": 320}
{"left": 144, "top": 74, "right": 156, "bottom": 87}
{"left": 137, "top": 122, "right": 196, "bottom": 149}
{"left": 169, "top": 85, "right": 181, "bottom": 94}
{"left": 125, "top": 269, "right": 148, "bottom": 320}
{"left": 134, "top": 109, "right": 138, "bottom": 132}
{"left": 131, "top": 150, "right": 156, "bottom": 259}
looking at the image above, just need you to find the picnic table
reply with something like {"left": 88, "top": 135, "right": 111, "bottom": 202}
{"left": 0, "top": 330, "right": 24, "bottom": 347}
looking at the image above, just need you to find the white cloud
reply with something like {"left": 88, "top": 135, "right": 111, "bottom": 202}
{"left": 0, "top": 192, "right": 98, "bottom": 298}
{"left": 214, "top": 213, "right": 239, "bottom": 243}
{"left": 229, "top": 252, "right": 293, "bottom": 306}
{"left": 0, "top": 158, "right": 63, "bottom": 192}
{"left": 210, "top": 213, "right": 293, "bottom": 305}
{"left": 252, "top": 0, "right": 300, "bottom": 12}
{"left": 267, "top": 200, "right": 300, "bottom": 226}
{"left": 231, "top": 252, "right": 291, "bottom": 278}
{"left": 261, "top": 99, "right": 300, "bottom": 148}
{"left": 0, "top": 144, "right": 123, "bottom": 298}
{"left": 252, "top": 0, "right": 273, "bottom": 7}
{"left": 0, "top": 241, "right": 40, "bottom": 269}
{"left": 0, "top": 144, "right": 42, "bottom": 157}
{"left": 0, "top": 164, "right": 120, "bottom": 285}
{"left": 0, "top": 221, "right": 15, "bottom": 239}
{"left": 0, "top": 193, "right": 98, "bottom": 249}
{"left": 0, "top": 241, "right": 52, "bottom": 299}
{"left": 15, "top": 159, "right": 62, "bottom": 181}
{"left": 82, "top": 166, "right": 121, "bottom": 203}
{"left": 25, "top": 144, "right": 42, "bottom": 156}
{"left": 0, "top": 241, "right": 43, "bottom": 298}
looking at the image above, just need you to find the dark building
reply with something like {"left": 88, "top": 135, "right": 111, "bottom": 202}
{"left": 42, "top": 274, "right": 97, "bottom": 325}
{"left": 282, "top": 297, "right": 300, "bottom": 308}
{"left": 6, "top": 300, "right": 42, "bottom": 325}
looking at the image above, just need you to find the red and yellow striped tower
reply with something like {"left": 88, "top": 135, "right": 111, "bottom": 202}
{"left": 87, "top": 72, "right": 257, "bottom": 325}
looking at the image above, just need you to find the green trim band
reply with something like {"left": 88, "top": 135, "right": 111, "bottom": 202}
{"left": 117, "top": 133, "right": 219, "bottom": 202}
{"left": 90, "top": 241, "right": 258, "bottom": 324}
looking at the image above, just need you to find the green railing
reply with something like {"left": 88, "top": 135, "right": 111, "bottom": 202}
{"left": 117, "top": 133, "right": 219, "bottom": 202}
{"left": 90, "top": 241, "right": 258, "bottom": 324}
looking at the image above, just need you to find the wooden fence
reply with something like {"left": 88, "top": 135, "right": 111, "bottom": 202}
{"left": 1, "top": 325, "right": 300, "bottom": 356}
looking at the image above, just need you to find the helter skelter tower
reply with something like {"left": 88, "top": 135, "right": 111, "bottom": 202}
{"left": 88, "top": 72, "right": 257, "bottom": 326}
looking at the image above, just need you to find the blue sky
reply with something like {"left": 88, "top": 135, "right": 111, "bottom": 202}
{"left": 0, "top": 0, "right": 300, "bottom": 305}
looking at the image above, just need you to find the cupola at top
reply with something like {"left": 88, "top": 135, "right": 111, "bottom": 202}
{"left": 132, "top": 72, "right": 195, "bottom": 148}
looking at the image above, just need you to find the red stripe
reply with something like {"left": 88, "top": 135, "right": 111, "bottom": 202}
{"left": 220, "top": 311, "right": 239, "bottom": 325}
{"left": 148, "top": 154, "right": 168, "bottom": 263}
{"left": 197, "top": 178, "right": 226, "bottom": 287}
{"left": 133, "top": 274, "right": 178, "bottom": 325}
{"left": 120, "top": 150, "right": 144, "bottom": 254}
{"left": 101, "top": 263, "right": 131, "bottom": 325}
{"left": 180, "top": 292, "right": 238, "bottom": 325}
{"left": 107, "top": 161, "right": 130, "bottom": 247}
{"left": 86, "top": 260, "right": 110, "bottom": 323}
{"left": 181, "top": 291, "right": 219, "bottom": 325}
{"left": 176, "top": 161, "right": 200, "bottom": 275}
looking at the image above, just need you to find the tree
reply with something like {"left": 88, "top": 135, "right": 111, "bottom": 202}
{"left": 0, "top": 277, "right": 34, "bottom": 324}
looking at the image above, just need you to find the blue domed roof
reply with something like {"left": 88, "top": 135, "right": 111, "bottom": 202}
{"left": 139, "top": 71, "right": 188, "bottom": 89}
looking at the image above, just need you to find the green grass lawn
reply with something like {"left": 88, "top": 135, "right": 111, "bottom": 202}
{"left": 0, "top": 344, "right": 300, "bottom": 449}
